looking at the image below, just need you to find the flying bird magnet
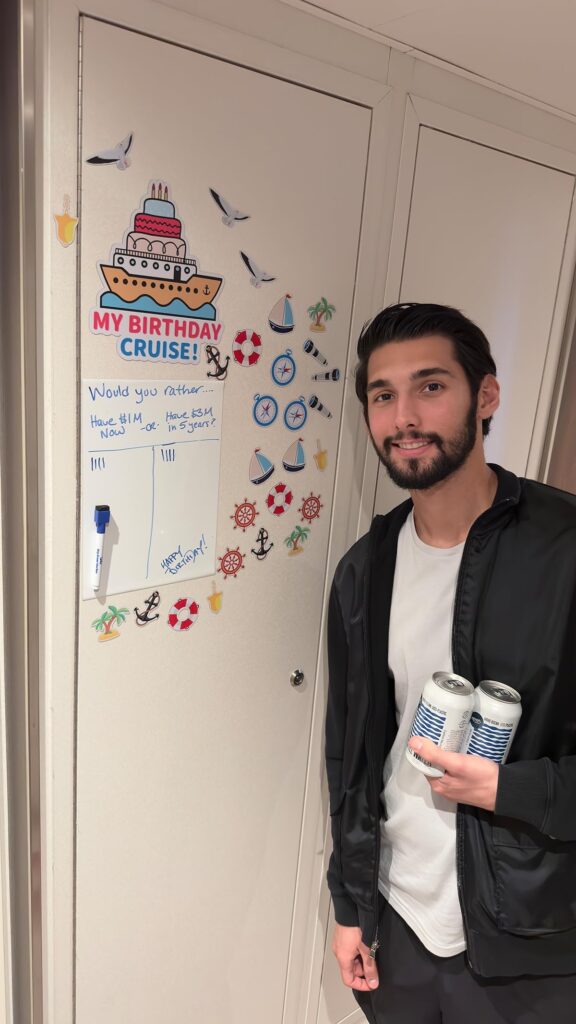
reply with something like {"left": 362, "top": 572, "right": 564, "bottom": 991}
{"left": 240, "top": 250, "right": 276, "bottom": 287}
{"left": 86, "top": 132, "right": 134, "bottom": 170}
{"left": 209, "top": 188, "right": 250, "bottom": 227}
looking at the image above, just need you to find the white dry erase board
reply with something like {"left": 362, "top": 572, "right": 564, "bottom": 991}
{"left": 81, "top": 378, "right": 223, "bottom": 598}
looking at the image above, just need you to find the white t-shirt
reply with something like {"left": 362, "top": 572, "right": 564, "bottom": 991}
{"left": 378, "top": 510, "right": 467, "bottom": 957}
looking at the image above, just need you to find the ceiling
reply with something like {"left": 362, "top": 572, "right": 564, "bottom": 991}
{"left": 291, "top": 0, "right": 576, "bottom": 119}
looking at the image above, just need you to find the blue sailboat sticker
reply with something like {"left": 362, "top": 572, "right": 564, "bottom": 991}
{"left": 269, "top": 293, "right": 295, "bottom": 333}
{"left": 249, "top": 448, "right": 275, "bottom": 485}
{"left": 282, "top": 437, "right": 306, "bottom": 472}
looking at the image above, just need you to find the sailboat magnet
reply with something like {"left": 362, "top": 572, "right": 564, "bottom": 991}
{"left": 249, "top": 448, "right": 275, "bottom": 485}
{"left": 269, "top": 294, "right": 295, "bottom": 333}
{"left": 282, "top": 438, "right": 306, "bottom": 473}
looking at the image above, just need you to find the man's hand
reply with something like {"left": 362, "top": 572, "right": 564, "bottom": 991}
{"left": 332, "top": 923, "right": 379, "bottom": 992}
{"left": 408, "top": 737, "right": 499, "bottom": 811}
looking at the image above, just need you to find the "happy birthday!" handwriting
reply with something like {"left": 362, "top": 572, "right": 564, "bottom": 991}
{"left": 161, "top": 535, "right": 207, "bottom": 576}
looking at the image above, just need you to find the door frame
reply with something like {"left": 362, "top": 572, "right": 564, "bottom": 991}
{"left": 43, "top": 3, "right": 393, "bottom": 1023}
{"left": 36, "top": 4, "right": 576, "bottom": 1024}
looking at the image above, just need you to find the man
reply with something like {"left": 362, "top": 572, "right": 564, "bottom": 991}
{"left": 326, "top": 302, "right": 576, "bottom": 1023}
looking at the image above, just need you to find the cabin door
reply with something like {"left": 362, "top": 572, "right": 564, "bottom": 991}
{"left": 76, "top": 16, "right": 370, "bottom": 1024}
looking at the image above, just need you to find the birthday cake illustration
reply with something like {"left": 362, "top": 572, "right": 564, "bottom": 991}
{"left": 99, "top": 184, "right": 223, "bottom": 320}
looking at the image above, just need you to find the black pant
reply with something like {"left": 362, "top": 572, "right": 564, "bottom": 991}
{"left": 354, "top": 899, "right": 576, "bottom": 1023}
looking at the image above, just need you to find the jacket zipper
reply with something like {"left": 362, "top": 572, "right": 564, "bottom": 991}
{"left": 451, "top": 496, "right": 515, "bottom": 973}
{"left": 455, "top": 810, "right": 475, "bottom": 971}
{"left": 452, "top": 526, "right": 476, "bottom": 970}
{"left": 363, "top": 613, "right": 382, "bottom": 954}
{"left": 362, "top": 544, "right": 383, "bottom": 956}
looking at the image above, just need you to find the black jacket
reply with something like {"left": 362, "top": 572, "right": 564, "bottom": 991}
{"left": 326, "top": 465, "right": 576, "bottom": 977}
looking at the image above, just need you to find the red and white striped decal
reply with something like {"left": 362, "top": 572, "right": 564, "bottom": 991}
{"left": 266, "top": 482, "right": 293, "bottom": 516}
{"left": 167, "top": 597, "right": 199, "bottom": 631}
{"left": 233, "top": 329, "right": 262, "bottom": 366}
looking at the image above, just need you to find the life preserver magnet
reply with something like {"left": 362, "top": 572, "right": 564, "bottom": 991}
{"left": 167, "top": 597, "right": 199, "bottom": 631}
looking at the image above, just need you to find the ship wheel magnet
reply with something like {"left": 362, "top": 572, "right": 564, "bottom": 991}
{"left": 283, "top": 396, "right": 307, "bottom": 431}
{"left": 253, "top": 393, "right": 278, "bottom": 427}
{"left": 271, "top": 349, "right": 296, "bottom": 387}
{"left": 299, "top": 492, "right": 323, "bottom": 524}
{"left": 217, "top": 547, "right": 246, "bottom": 579}
{"left": 230, "top": 498, "right": 259, "bottom": 532}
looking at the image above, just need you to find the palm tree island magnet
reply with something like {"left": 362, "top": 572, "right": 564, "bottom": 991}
{"left": 92, "top": 605, "right": 130, "bottom": 641}
{"left": 307, "top": 297, "right": 336, "bottom": 333}
{"left": 285, "top": 524, "right": 310, "bottom": 556}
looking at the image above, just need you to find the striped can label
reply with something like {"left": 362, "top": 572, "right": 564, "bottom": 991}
{"left": 405, "top": 672, "right": 475, "bottom": 778}
{"left": 409, "top": 699, "right": 446, "bottom": 744}
{"left": 463, "top": 680, "right": 522, "bottom": 764}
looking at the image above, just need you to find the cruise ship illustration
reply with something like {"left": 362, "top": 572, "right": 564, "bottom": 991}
{"left": 98, "top": 184, "right": 223, "bottom": 320}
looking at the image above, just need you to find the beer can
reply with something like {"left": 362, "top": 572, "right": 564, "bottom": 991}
{"left": 405, "top": 671, "right": 475, "bottom": 778}
{"left": 462, "top": 680, "right": 522, "bottom": 764}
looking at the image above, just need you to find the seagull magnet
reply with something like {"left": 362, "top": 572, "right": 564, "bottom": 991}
{"left": 240, "top": 250, "right": 276, "bottom": 288}
{"left": 86, "top": 132, "right": 134, "bottom": 171}
{"left": 209, "top": 188, "right": 250, "bottom": 227}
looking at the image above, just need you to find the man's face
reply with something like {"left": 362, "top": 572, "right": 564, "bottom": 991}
{"left": 365, "top": 335, "right": 481, "bottom": 491}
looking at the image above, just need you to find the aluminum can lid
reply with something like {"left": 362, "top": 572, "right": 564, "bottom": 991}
{"left": 479, "top": 680, "right": 521, "bottom": 704}
{"left": 433, "top": 671, "right": 474, "bottom": 696}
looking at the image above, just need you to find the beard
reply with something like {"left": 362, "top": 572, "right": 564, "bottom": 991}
{"left": 372, "top": 399, "right": 478, "bottom": 491}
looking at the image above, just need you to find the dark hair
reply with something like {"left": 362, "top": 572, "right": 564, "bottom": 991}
{"left": 355, "top": 302, "right": 497, "bottom": 437}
